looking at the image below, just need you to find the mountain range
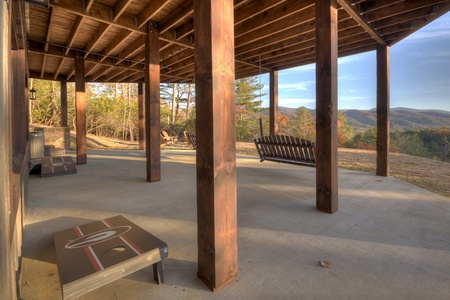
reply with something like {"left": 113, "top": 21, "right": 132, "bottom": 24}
{"left": 273, "top": 107, "right": 450, "bottom": 131}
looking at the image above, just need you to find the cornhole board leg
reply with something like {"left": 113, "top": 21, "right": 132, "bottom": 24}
{"left": 54, "top": 215, "right": 168, "bottom": 300}
{"left": 153, "top": 261, "right": 164, "bottom": 284}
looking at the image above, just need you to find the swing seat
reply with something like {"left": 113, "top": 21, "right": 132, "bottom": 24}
{"left": 254, "top": 135, "right": 316, "bottom": 167}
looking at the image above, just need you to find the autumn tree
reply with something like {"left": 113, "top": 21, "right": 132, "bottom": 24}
{"left": 290, "top": 106, "right": 316, "bottom": 141}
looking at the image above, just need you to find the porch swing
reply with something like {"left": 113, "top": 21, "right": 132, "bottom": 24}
{"left": 253, "top": 58, "right": 317, "bottom": 168}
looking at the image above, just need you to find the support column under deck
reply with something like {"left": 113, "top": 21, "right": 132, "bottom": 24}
{"left": 315, "top": 0, "right": 338, "bottom": 214}
{"left": 194, "top": 0, "right": 238, "bottom": 291}
{"left": 61, "top": 79, "right": 68, "bottom": 127}
{"left": 144, "top": 21, "right": 161, "bottom": 182}
{"left": 376, "top": 45, "right": 391, "bottom": 176}
{"left": 138, "top": 80, "right": 145, "bottom": 150}
{"left": 75, "top": 51, "right": 87, "bottom": 165}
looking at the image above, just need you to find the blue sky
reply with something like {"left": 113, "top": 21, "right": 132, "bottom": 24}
{"left": 259, "top": 12, "right": 450, "bottom": 111}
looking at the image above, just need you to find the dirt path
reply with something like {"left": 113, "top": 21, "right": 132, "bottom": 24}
{"left": 79, "top": 134, "right": 450, "bottom": 198}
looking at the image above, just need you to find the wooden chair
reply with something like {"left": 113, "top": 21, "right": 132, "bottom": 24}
{"left": 185, "top": 131, "right": 196, "bottom": 149}
{"left": 160, "top": 130, "right": 178, "bottom": 145}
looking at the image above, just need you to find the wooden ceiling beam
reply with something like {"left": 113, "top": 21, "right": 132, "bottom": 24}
{"left": 44, "top": 7, "right": 54, "bottom": 52}
{"left": 365, "top": 0, "right": 447, "bottom": 23}
{"left": 91, "top": 66, "right": 113, "bottom": 81}
{"left": 234, "top": 0, "right": 288, "bottom": 26}
{"left": 115, "top": 35, "right": 146, "bottom": 65}
{"left": 113, "top": 0, "right": 133, "bottom": 21}
{"left": 235, "top": 5, "right": 314, "bottom": 47}
{"left": 161, "top": 49, "right": 194, "bottom": 69}
{"left": 50, "top": 0, "right": 144, "bottom": 34}
{"left": 337, "top": 0, "right": 386, "bottom": 46}
{"left": 65, "top": 15, "right": 84, "bottom": 55}
{"left": 378, "top": 21, "right": 418, "bottom": 37}
{"left": 235, "top": 19, "right": 315, "bottom": 56}
{"left": 373, "top": 5, "right": 443, "bottom": 29}
{"left": 358, "top": 0, "right": 411, "bottom": 14}
{"left": 84, "top": 0, "right": 95, "bottom": 13}
{"left": 53, "top": 58, "right": 65, "bottom": 80}
{"left": 28, "top": 41, "right": 144, "bottom": 72}
{"left": 235, "top": 0, "right": 314, "bottom": 39}
{"left": 123, "top": 72, "right": 145, "bottom": 83}
{"left": 66, "top": 67, "right": 75, "bottom": 81}
{"left": 111, "top": 70, "right": 141, "bottom": 83}
{"left": 239, "top": 30, "right": 315, "bottom": 62}
{"left": 158, "top": 0, "right": 194, "bottom": 34}
{"left": 168, "top": 0, "right": 284, "bottom": 49}
{"left": 84, "top": 23, "right": 112, "bottom": 58}
{"left": 136, "top": 0, "right": 171, "bottom": 28}
{"left": 160, "top": 44, "right": 188, "bottom": 61}
{"left": 99, "top": 29, "right": 133, "bottom": 62}
{"left": 387, "top": 2, "right": 450, "bottom": 46}
{"left": 84, "top": 62, "right": 98, "bottom": 77}
{"left": 40, "top": 55, "right": 47, "bottom": 79}
{"left": 103, "top": 68, "right": 129, "bottom": 82}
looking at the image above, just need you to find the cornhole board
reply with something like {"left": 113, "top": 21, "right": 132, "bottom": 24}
{"left": 41, "top": 156, "right": 77, "bottom": 178}
{"left": 54, "top": 215, "right": 168, "bottom": 300}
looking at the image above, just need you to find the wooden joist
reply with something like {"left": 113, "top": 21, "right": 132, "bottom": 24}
{"left": 254, "top": 135, "right": 316, "bottom": 167}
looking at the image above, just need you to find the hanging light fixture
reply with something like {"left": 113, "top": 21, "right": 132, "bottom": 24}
{"left": 29, "top": 88, "right": 37, "bottom": 100}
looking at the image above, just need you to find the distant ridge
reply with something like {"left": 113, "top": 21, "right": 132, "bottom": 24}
{"left": 267, "top": 107, "right": 450, "bottom": 131}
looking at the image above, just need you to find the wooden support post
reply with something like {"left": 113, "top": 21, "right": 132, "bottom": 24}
{"left": 194, "top": 0, "right": 237, "bottom": 292}
{"left": 376, "top": 45, "right": 390, "bottom": 176}
{"left": 315, "top": 0, "right": 338, "bottom": 214}
{"left": 144, "top": 21, "right": 160, "bottom": 182}
{"left": 12, "top": 49, "right": 27, "bottom": 154}
{"left": 75, "top": 51, "right": 87, "bottom": 165}
{"left": 61, "top": 79, "right": 68, "bottom": 127}
{"left": 138, "top": 80, "right": 145, "bottom": 150}
{"left": 269, "top": 70, "right": 279, "bottom": 136}
{"left": 0, "top": 2, "right": 14, "bottom": 298}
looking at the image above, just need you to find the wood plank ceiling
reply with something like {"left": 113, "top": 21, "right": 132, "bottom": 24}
{"left": 26, "top": 0, "right": 450, "bottom": 84}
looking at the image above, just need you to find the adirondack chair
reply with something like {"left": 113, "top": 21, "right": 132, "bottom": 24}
{"left": 160, "top": 130, "right": 178, "bottom": 145}
{"left": 184, "top": 131, "right": 196, "bottom": 149}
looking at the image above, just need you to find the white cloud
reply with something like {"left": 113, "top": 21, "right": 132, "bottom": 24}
{"left": 339, "top": 96, "right": 365, "bottom": 102}
{"left": 279, "top": 81, "right": 314, "bottom": 91}
{"left": 278, "top": 98, "right": 316, "bottom": 108}
{"left": 338, "top": 55, "right": 362, "bottom": 65}
{"left": 281, "top": 64, "right": 316, "bottom": 75}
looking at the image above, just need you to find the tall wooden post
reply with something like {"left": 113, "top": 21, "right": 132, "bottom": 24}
{"left": 269, "top": 70, "right": 279, "bottom": 136}
{"left": 144, "top": 22, "right": 160, "bottom": 182}
{"left": 315, "top": 0, "right": 338, "bottom": 214}
{"left": 75, "top": 51, "right": 87, "bottom": 165}
{"left": 376, "top": 45, "right": 390, "bottom": 176}
{"left": 0, "top": 2, "right": 14, "bottom": 298}
{"left": 138, "top": 80, "right": 145, "bottom": 150}
{"left": 194, "top": 0, "right": 237, "bottom": 291}
{"left": 61, "top": 79, "right": 68, "bottom": 127}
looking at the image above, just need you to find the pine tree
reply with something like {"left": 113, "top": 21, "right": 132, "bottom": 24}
{"left": 234, "top": 76, "right": 264, "bottom": 111}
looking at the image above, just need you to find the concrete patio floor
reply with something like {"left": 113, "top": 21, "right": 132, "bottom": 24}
{"left": 21, "top": 149, "right": 450, "bottom": 299}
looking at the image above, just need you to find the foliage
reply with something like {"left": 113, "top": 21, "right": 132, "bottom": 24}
{"left": 235, "top": 77, "right": 264, "bottom": 112}
{"left": 351, "top": 127, "right": 377, "bottom": 150}
{"left": 391, "top": 130, "right": 430, "bottom": 158}
{"left": 30, "top": 79, "right": 448, "bottom": 162}
{"left": 29, "top": 80, "right": 62, "bottom": 126}
{"left": 290, "top": 107, "right": 316, "bottom": 141}
{"left": 234, "top": 76, "right": 266, "bottom": 141}
{"left": 337, "top": 111, "right": 355, "bottom": 147}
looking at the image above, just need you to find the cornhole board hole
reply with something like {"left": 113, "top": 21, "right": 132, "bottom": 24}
{"left": 41, "top": 156, "right": 77, "bottom": 178}
{"left": 54, "top": 215, "right": 168, "bottom": 300}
